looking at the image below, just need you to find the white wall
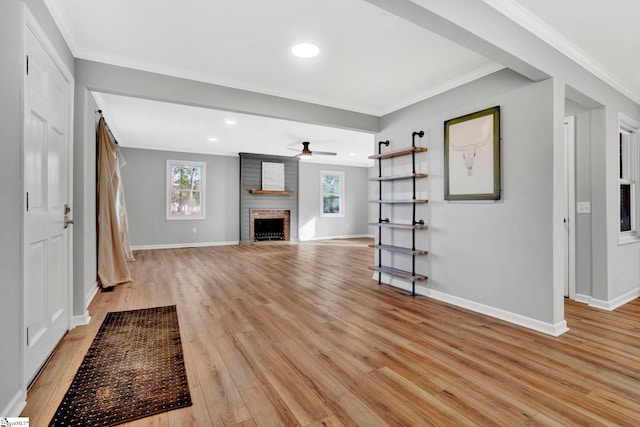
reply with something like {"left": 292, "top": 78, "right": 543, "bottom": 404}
{"left": 298, "top": 162, "right": 371, "bottom": 240}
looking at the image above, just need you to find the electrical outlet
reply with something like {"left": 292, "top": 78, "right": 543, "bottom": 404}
{"left": 192, "top": 227, "right": 197, "bottom": 234}
{"left": 576, "top": 201, "right": 591, "bottom": 214}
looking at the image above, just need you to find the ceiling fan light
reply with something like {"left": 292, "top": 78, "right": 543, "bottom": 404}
{"left": 299, "top": 150, "right": 312, "bottom": 159}
{"left": 299, "top": 141, "right": 312, "bottom": 159}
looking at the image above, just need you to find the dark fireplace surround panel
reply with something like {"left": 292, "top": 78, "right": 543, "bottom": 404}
{"left": 239, "top": 153, "right": 298, "bottom": 244}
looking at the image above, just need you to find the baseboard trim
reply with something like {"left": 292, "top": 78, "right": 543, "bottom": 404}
{"left": 373, "top": 274, "right": 569, "bottom": 336}
{"left": 131, "top": 241, "right": 239, "bottom": 250}
{"left": 301, "top": 234, "right": 374, "bottom": 241}
{"left": 86, "top": 281, "right": 99, "bottom": 307}
{"left": 573, "top": 293, "right": 592, "bottom": 304}
{"left": 589, "top": 287, "right": 640, "bottom": 311}
{"left": 73, "top": 310, "right": 92, "bottom": 327}
{"left": 72, "top": 282, "right": 98, "bottom": 328}
{"left": 2, "top": 388, "right": 26, "bottom": 417}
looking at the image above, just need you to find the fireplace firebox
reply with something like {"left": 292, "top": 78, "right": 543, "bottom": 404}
{"left": 254, "top": 218, "right": 285, "bottom": 241}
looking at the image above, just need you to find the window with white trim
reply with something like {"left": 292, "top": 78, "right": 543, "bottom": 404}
{"left": 320, "top": 170, "right": 345, "bottom": 217}
{"left": 166, "top": 160, "right": 205, "bottom": 220}
{"left": 619, "top": 115, "right": 639, "bottom": 242}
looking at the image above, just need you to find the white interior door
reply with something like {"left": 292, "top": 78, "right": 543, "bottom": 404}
{"left": 23, "top": 19, "right": 72, "bottom": 384}
{"left": 563, "top": 116, "right": 576, "bottom": 299}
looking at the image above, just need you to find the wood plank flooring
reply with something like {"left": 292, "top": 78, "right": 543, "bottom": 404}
{"left": 22, "top": 238, "right": 640, "bottom": 426}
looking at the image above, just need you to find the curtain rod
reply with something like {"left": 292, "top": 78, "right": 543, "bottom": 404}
{"left": 95, "top": 109, "right": 118, "bottom": 145}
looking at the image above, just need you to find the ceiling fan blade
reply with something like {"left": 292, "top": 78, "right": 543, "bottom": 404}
{"left": 286, "top": 141, "right": 337, "bottom": 157}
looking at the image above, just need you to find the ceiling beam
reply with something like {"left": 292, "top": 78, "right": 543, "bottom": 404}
{"left": 364, "top": 0, "right": 549, "bottom": 83}
{"left": 76, "top": 59, "right": 380, "bottom": 133}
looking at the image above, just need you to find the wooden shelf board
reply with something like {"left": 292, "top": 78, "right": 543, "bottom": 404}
{"left": 368, "top": 222, "right": 428, "bottom": 230}
{"left": 369, "top": 199, "right": 428, "bottom": 204}
{"left": 369, "top": 173, "right": 429, "bottom": 182}
{"left": 369, "top": 244, "right": 428, "bottom": 255}
{"left": 368, "top": 265, "right": 428, "bottom": 281}
{"left": 368, "top": 146, "right": 428, "bottom": 160}
{"left": 249, "top": 189, "right": 294, "bottom": 195}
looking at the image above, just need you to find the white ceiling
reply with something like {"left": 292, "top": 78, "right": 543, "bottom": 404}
{"left": 94, "top": 92, "right": 375, "bottom": 167}
{"left": 46, "top": 0, "right": 500, "bottom": 115}
{"left": 45, "top": 0, "right": 640, "bottom": 166}
{"left": 485, "top": 0, "right": 640, "bottom": 102}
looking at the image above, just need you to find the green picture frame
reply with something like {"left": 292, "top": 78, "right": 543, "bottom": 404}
{"left": 444, "top": 106, "right": 501, "bottom": 200}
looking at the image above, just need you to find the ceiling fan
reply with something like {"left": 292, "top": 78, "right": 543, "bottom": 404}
{"left": 289, "top": 141, "right": 337, "bottom": 159}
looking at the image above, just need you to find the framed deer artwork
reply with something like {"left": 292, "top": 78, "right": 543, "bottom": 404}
{"left": 444, "top": 106, "right": 500, "bottom": 200}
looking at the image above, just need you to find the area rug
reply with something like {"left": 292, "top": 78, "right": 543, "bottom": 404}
{"left": 49, "top": 305, "right": 192, "bottom": 426}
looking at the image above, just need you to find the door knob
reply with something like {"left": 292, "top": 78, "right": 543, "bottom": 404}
{"left": 64, "top": 216, "right": 74, "bottom": 229}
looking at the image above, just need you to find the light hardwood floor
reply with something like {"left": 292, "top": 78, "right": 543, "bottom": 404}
{"left": 23, "top": 238, "right": 640, "bottom": 426}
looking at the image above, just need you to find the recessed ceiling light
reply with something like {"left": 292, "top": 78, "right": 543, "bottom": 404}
{"left": 208, "top": 137, "right": 218, "bottom": 142}
{"left": 291, "top": 43, "right": 320, "bottom": 59}
{"left": 349, "top": 152, "right": 356, "bottom": 156}
{"left": 224, "top": 119, "right": 237, "bottom": 126}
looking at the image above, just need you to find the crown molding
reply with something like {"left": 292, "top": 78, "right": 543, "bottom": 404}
{"left": 77, "top": 46, "right": 503, "bottom": 117}
{"left": 380, "top": 62, "right": 505, "bottom": 115}
{"left": 482, "top": 0, "right": 640, "bottom": 105}
{"left": 75, "top": 46, "right": 386, "bottom": 116}
{"left": 43, "top": 0, "right": 79, "bottom": 55}
{"left": 46, "top": 0, "right": 564, "bottom": 116}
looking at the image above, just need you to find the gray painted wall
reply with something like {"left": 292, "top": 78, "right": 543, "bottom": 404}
{"left": 0, "top": 0, "right": 24, "bottom": 413}
{"left": 0, "top": 0, "right": 74, "bottom": 415}
{"left": 377, "top": 69, "right": 556, "bottom": 323}
{"left": 590, "top": 108, "right": 609, "bottom": 302}
{"left": 565, "top": 99, "right": 596, "bottom": 298}
{"left": 298, "top": 163, "right": 371, "bottom": 240}
{"left": 375, "top": 0, "right": 640, "bottom": 320}
{"left": 120, "top": 148, "right": 240, "bottom": 247}
{"left": 120, "top": 149, "right": 372, "bottom": 246}
{"left": 239, "top": 153, "right": 299, "bottom": 244}
{"left": 72, "top": 92, "right": 99, "bottom": 315}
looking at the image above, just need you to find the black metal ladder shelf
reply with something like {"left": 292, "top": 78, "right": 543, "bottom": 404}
{"left": 368, "top": 131, "right": 428, "bottom": 296}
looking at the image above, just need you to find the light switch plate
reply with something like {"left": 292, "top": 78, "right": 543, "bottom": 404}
{"left": 577, "top": 201, "right": 591, "bottom": 214}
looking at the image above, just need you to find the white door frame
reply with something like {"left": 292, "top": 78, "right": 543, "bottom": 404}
{"left": 21, "top": 4, "right": 75, "bottom": 388}
{"left": 564, "top": 116, "right": 576, "bottom": 299}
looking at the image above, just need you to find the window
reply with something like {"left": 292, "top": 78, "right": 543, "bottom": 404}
{"left": 166, "top": 160, "right": 205, "bottom": 220}
{"left": 320, "top": 171, "right": 345, "bottom": 217}
{"left": 619, "top": 115, "right": 639, "bottom": 243}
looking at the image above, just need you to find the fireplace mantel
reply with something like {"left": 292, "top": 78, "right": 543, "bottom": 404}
{"left": 248, "top": 189, "right": 294, "bottom": 195}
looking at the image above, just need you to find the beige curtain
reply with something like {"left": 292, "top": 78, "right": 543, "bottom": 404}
{"left": 97, "top": 117, "right": 134, "bottom": 288}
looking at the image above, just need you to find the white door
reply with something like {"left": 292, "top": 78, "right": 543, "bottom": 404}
{"left": 23, "top": 20, "right": 72, "bottom": 384}
{"left": 563, "top": 116, "right": 576, "bottom": 299}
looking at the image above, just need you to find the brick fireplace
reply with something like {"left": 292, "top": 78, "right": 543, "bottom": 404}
{"left": 250, "top": 209, "right": 290, "bottom": 242}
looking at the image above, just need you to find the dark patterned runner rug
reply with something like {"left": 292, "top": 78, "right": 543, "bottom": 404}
{"left": 49, "top": 305, "right": 192, "bottom": 426}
